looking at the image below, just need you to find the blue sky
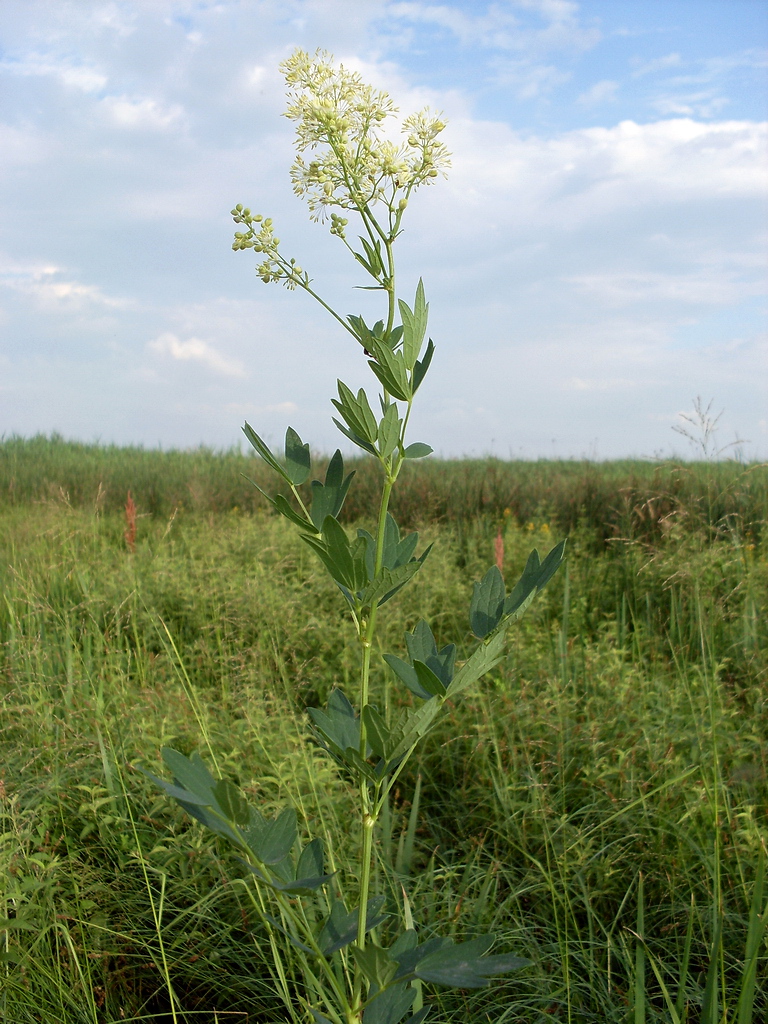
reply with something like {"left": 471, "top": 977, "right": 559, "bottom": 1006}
{"left": 1, "top": 0, "right": 766, "bottom": 458}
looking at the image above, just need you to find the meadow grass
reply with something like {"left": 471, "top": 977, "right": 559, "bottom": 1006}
{"left": 0, "top": 442, "right": 766, "bottom": 1022}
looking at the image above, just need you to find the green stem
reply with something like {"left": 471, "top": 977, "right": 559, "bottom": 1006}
{"left": 289, "top": 482, "right": 313, "bottom": 524}
{"left": 383, "top": 238, "right": 396, "bottom": 337}
{"left": 354, "top": 470, "right": 396, "bottom": 1016}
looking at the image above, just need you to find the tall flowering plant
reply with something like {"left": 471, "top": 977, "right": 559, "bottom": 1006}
{"left": 147, "top": 50, "right": 565, "bottom": 1024}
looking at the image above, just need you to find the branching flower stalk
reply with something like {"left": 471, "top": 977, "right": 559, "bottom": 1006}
{"left": 146, "top": 49, "right": 565, "bottom": 1024}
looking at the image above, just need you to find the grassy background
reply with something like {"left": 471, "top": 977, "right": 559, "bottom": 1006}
{"left": 1, "top": 437, "right": 766, "bottom": 1022}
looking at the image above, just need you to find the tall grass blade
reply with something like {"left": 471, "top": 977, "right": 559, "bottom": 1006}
{"left": 674, "top": 894, "right": 695, "bottom": 1022}
{"left": 701, "top": 911, "right": 722, "bottom": 1024}
{"left": 634, "top": 873, "right": 646, "bottom": 1024}
{"left": 737, "top": 845, "right": 767, "bottom": 1024}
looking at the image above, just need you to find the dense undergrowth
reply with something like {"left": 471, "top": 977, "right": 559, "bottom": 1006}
{"left": 0, "top": 442, "right": 766, "bottom": 1022}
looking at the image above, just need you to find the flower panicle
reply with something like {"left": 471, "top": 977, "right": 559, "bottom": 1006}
{"left": 278, "top": 48, "right": 450, "bottom": 222}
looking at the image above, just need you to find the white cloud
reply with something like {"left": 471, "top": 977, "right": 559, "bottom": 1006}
{"left": 148, "top": 332, "right": 246, "bottom": 377}
{"left": 492, "top": 59, "right": 571, "bottom": 98}
{"left": 577, "top": 79, "right": 619, "bottom": 105}
{"left": 631, "top": 53, "right": 682, "bottom": 78}
{"left": 651, "top": 91, "right": 729, "bottom": 119}
{"left": 101, "top": 95, "right": 185, "bottom": 129}
{"left": 439, "top": 116, "right": 768, "bottom": 234}
{"left": 565, "top": 270, "right": 763, "bottom": 307}
{"left": 0, "top": 260, "right": 131, "bottom": 311}
{"left": 386, "top": 0, "right": 600, "bottom": 53}
{"left": 0, "top": 53, "right": 108, "bottom": 92}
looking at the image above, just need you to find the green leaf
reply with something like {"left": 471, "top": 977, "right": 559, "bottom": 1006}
{"left": 412, "top": 339, "right": 434, "bottom": 393}
{"left": 446, "top": 632, "right": 507, "bottom": 700}
{"left": 362, "top": 704, "right": 391, "bottom": 759}
{"left": 309, "top": 688, "right": 361, "bottom": 757}
{"left": 367, "top": 340, "right": 411, "bottom": 402}
{"left": 405, "top": 622, "right": 456, "bottom": 688}
{"left": 503, "top": 540, "right": 566, "bottom": 620}
{"left": 376, "top": 514, "right": 420, "bottom": 572}
{"left": 259, "top": 806, "right": 297, "bottom": 864}
{"left": 412, "top": 660, "right": 446, "bottom": 698}
{"left": 413, "top": 935, "right": 530, "bottom": 988}
{"left": 139, "top": 768, "right": 214, "bottom": 807}
{"left": 377, "top": 403, "right": 402, "bottom": 459}
{"left": 393, "top": 936, "right": 451, "bottom": 978}
{"left": 241, "top": 804, "right": 297, "bottom": 865}
{"left": 535, "top": 538, "right": 567, "bottom": 590}
{"left": 352, "top": 942, "right": 398, "bottom": 991}
{"left": 405, "top": 620, "right": 438, "bottom": 664}
{"left": 254, "top": 837, "right": 334, "bottom": 894}
{"left": 332, "top": 417, "right": 377, "bottom": 455}
{"left": 383, "top": 653, "right": 432, "bottom": 702}
{"left": 161, "top": 748, "right": 218, "bottom": 799}
{"left": 503, "top": 548, "right": 540, "bottom": 617}
{"left": 403, "top": 442, "right": 433, "bottom": 459}
{"left": 284, "top": 427, "right": 310, "bottom": 485}
{"left": 470, "top": 565, "right": 506, "bottom": 638}
{"left": 402, "top": 1011, "right": 430, "bottom": 1024}
{"left": 393, "top": 934, "right": 530, "bottom": 989}
{"left": 302, "top": 515, "right": 369, "bottom": 592}
{"left": 356, "top": 387, "right": 380, "bottom": 441}
{"left": 354, "top": 236, "right": 383, "bottom": 279}
{"left": 360, "top": 562, "right": 422, "bottom": 609}
{"left": 387, "top": 698, "right": 443, "bottom": 764}
{"left": 150, "top": 752, "right": 265, "bottom": 853}
{"left": 310, "top": 1011, "right": 334, "bottom": 1024}
{"left": 212, "top": 779, "right": 250, "bottom": 826}
{"left": 319, "top": 897, "right": 387, "bottom": 955}
{"left": 310, "top": 450, "right": 355, "bottom": 529}
{"left": 332, "top": 381, "right": 379, "bottom": 443}
{"left": 347, "top": 313, "right": 374, "bottom": 352}
{"left": 297, "top": 836, "right": 324, "bottom": 881}
{"left": 363, "top": 981, "right": 415, "bottom": 1024}
{"left": 399, "top": 279, "right": 428, "bottom": 370}
{"left": 272, "top": 493, "right": 314, "bottom": 531}
{"left": 242, "top": 422, "right": 290, "bottom": 482}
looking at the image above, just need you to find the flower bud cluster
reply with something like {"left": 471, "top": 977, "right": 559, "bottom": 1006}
{"left": 279, "top": 49, "right": 450, "bottom": 226}
{"left": 329, "top": 213, "right": 348, "bottom": 239}
{"left": 231, "top": 205, "right": 306, "bottom": 289}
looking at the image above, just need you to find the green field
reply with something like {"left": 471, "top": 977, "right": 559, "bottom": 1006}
{"left": 1, "top": 437, "right": 766, "bottom": 1022}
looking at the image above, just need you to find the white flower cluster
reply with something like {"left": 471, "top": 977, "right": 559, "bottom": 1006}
{"left": 281, "top": 49, "right": 450, "bottom": 223}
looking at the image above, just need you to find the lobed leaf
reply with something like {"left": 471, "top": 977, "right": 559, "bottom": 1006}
{"left": 310, "top": 449, "right": 355, "bottom": 529}
{"left": 413, "top": 935, "right": 530, "bottom": 988}
{"left": 332, "top": 416, "right": 377, "bottom": 455}
{"left": 412, "top": 339, "right": 434, "bottom": 393}
{"left": 319, "top": 897, "right": 387, "bottom": 955}
{"left": 384, "top": 653, "right": 432, "bottom": 702}
{"left": 399, "top": 279, "right": 428, "bottom": 371}
{"left": 363, "top": 982, "right": 415, "bottom": 1024}
{"left": 308, "top": 688, "right": 361, "bottom": 759}
{"left": 470, "top": 565, "right": 506, "bottom": 638}
{"left": 412, "top": 660, "right": 446, "bottom": 698}
{"left": 242, "top": 421, "right": 290, "bottom": 482}
{"left": 284, "top": 426, "right": 310, "bottom": 485}
{"left": 446, "top": 631, "right": 507, "bottom": 701}
{"left": 377, "top": 402, "right": 402, "bottom": 459}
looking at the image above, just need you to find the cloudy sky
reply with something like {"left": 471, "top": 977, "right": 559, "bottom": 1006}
{"left": 1, "top": 0, "right": 766, "bottom": 458}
